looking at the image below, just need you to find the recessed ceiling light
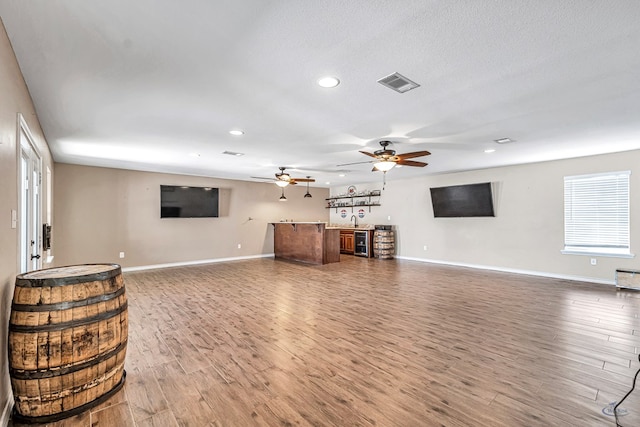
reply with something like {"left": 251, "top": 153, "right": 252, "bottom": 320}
{"left": 325, "top": 181, "right": 331, "bottom": 185}
{"left": 484, "top": 148, "right": 496, "bottom": 153}
{"left": 229, "top": 130, "right": 244, "bottom": 136}
{"left": 494, "top": 137, "right": 513, "bottom": 144}
{"left": 318, "top": 76, "right": 340, "bottom": 88}
{"left": 338, "top": 174, "right": 345, "bottom": 177}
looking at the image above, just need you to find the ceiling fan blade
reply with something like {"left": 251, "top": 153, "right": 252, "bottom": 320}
{"left": 336, "top": 160, "right": 375, "bottom": 167}
{"left": 291, "top": 178, "right": 315, "bottom": 182}
{"left": 251, "top": 176, "right": 276, "bottom": 180}
{"left": 359, "top": 151, "right": 378, "bottom": 158}
{"left": 396, "top": 159, "right": 428, "bottom": 167}
{"left": 396, "top": 150, "right": 431, "bottom": 160}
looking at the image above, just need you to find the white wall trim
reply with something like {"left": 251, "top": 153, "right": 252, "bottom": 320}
{"left": 396, "top": 256, "right": 616, "bottom": 286}
{"left": 1, "top": 395, "right": 13, "bottom": 427}
{"left": 122, "top": 253, "right": 275, "bottom": 273}
{"left": 121, "top": 253, "right": 617, "bottom": 285}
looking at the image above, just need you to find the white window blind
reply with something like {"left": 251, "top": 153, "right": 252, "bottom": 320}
{"left": 563, "top": 171, "right": 630, "bottom": 256}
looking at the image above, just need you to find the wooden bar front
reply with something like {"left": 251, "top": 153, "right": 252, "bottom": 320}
{"left": 272, "top": 222, "right": 340, "bottom": 265}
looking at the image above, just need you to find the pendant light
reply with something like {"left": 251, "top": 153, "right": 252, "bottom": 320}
{"left": 304, "top": 176, "right": 312, "bottom": 198}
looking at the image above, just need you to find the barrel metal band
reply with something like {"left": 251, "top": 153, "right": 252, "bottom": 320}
{"left": 9, "top": 302, "right": 128, "bottom": 333}
{"left": 9, "top": 339, "right": 128, "bottom": 380}
{"left": 11, "top": 286, "right": 126, "bottom": 312}
{"left": 15, "top": 264, "right": 122, "bottom": 288}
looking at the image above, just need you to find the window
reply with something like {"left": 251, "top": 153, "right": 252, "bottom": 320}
{"left": 563, "top": 171, "right": 631, "bottom": 257}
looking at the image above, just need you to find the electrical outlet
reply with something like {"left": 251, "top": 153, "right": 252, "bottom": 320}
{"left": 119, "top": 252, "right": 125, "bottom": 259}
{"left": 387, "top": 215, "right": 391, "bottom": 221}
{"left": 237, "top": 243, "right": 241, "bottom": 249}
{"left": 423, "top": 245, "right": 427, "bottom": 251}
{"left": 590, "top": 258, "right": 597, "bottom": 266}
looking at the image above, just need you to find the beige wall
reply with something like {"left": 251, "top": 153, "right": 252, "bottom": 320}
{"left": 53, "top": 164, "right": 329, "bottom": 268}
{"left": 0, "top": 19, "right": 54, "bottom": 424}
{"left": 331, "top": 150, "right": 640, "bottom": 283}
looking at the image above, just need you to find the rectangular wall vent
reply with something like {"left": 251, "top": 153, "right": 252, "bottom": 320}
{"left": 377, "top": 72, "right": 420, "bottom": 93}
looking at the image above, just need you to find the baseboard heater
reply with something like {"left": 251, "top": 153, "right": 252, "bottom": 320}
{"left": 616, "top": 269, "right": 640, "bottom": 290}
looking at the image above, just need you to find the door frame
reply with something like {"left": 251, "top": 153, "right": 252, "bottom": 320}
{"left": 17, "top": 113, "right": 43, "bottom": 273}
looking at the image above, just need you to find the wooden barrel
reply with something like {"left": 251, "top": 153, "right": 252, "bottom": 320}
{"left": 373, "top": 230, "right": 395, "bottom": 259}
{"left": 9, "top": 264, "right": 128, "bottom": 423}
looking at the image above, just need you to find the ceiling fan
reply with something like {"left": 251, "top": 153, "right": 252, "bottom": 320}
{"left": 337, "top": 140, "right": 431, "bottom": 171}
{"left": 251, "top": 167, "right": 315, "bottom": 187}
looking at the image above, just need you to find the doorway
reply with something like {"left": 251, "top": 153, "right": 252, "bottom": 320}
{"left": 18, "top": 114, "right": 42, "bottom": 273}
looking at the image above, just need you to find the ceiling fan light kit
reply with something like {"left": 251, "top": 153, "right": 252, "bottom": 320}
{"left": 251, "top": 167, "right": 316, "bottom": 199}
{"left": 373, "top": 161, "right": 396, "bottom": 172}
{"left": 276, "top": 170, "right": 291, "bottom": 181}
{"left": 338, "top": 140, "right": 430, "bottom": 170}
{"left": 333, "top": 140, "right": 431, "bottom": 189}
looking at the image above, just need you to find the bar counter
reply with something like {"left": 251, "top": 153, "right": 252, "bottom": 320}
{"left": 272, "top": 222, "right": 340, "bottom": 265}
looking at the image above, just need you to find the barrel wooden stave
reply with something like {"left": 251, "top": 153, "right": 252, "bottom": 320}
{"left": 9, "top": 264, "right": 127, "bottom": 421}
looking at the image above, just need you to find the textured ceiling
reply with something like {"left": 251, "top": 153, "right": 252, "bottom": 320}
{"left": 1, "top": 1, "right": 640, "bottom": 187}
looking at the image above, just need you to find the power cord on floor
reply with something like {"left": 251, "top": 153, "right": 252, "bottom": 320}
{"left": 615, "top": 354, "right": 640, "bottom": 426}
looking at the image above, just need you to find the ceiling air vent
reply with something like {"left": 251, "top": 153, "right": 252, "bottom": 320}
{"left": 377, "top": 72, "right": 420, "bottom": 93}
{"left": 222, "top": 150, "right": 244, "bottom": 157}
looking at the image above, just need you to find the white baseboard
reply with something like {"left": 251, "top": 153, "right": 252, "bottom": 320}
{"left": 121, "top": 253, "right": 615, "bottom": 285}
{"left": 395, "top": 256, "right": 616, "bottom": 286}
{"left": 122, "top": 253, "right": 274, "bottom": 273}
{"left": 1, "top": 395, "right": 13, "bottom": 427}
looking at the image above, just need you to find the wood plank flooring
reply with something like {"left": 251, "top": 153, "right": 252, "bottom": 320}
{"left": 9, "top": 256, "right": 640, "bottom": 426}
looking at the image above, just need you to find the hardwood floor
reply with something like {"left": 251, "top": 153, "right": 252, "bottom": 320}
{"left": 9, "top": 256, "right": 640, "bottom": 426}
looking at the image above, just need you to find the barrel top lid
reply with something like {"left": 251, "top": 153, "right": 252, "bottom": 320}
{"left": 19, "top": 264, "right": 120, "bottom": 280}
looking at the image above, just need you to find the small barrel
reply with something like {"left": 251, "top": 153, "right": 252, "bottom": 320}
{"left": 373, "top": 229, "right": 395, "bottom": 259}
{"left": 9, "top": 264, "right": 128, "bottom": 423}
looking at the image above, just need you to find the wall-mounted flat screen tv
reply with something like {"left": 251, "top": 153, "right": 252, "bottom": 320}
{"left": 160, "top": 185, "right": 219, "bottom": 218}
{"left": 430, "top": 182, "right": 495, "bottom": 217}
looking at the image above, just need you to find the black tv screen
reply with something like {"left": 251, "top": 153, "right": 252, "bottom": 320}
{"left": 430, "top": 182, "right": 495, "bottom": 217}
{"left": 160, "top": 185, "right": 219, "bottom": 218}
